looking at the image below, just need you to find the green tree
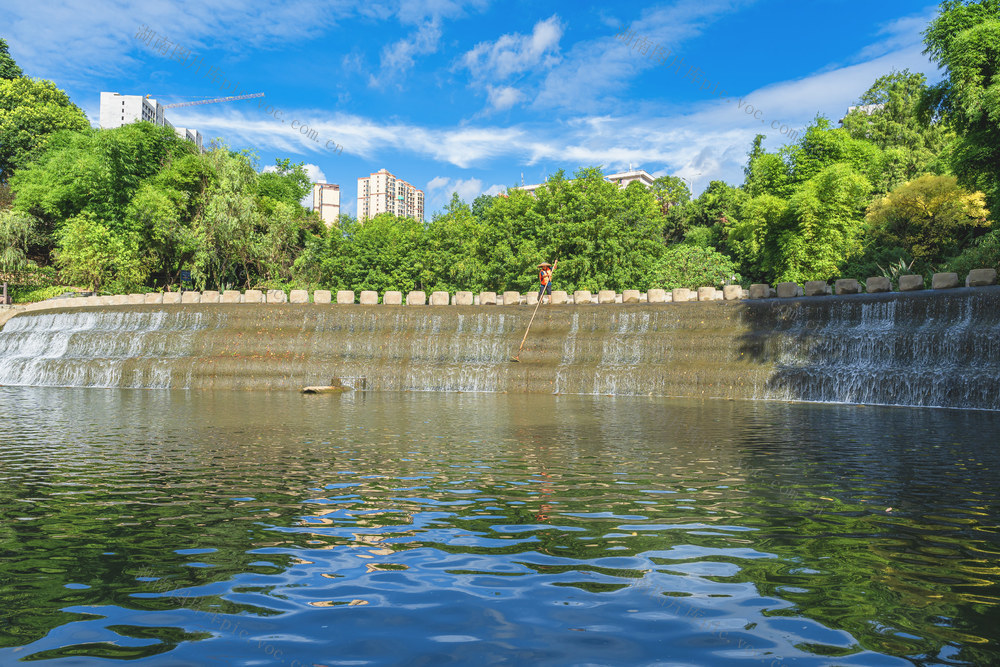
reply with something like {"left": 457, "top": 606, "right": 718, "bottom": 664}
{"left": 54, "top": 212, "right": 147, "bottom": 293}
{"left": 0, "top": 38, "right": 23, "bottom": 80}
{"left": 422, "top": 193, "right": 485, "bottom": 291}
{"left": 0, "top": 209, "right": 43, "bottom": 275}
{"left": 923, "top": 0, "right": 1000, "bottom": 212}
{"left": 840, "top": 70, "right": 954, "bottom": 180}
{"left": 866, "top": 174, "right": 990, "bottom": 266}
{"left": 649, "top": 245, "right": 740, "bottom": 290}
{"left": 258, "top": 158, "right": 311, "bottom": 209}
{"left": 0, "top": 77, "right": 89, "bottom": 181}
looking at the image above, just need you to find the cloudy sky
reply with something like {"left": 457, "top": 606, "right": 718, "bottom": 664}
{"left": 4, "top": 0, "right": 942, "bottom": 216}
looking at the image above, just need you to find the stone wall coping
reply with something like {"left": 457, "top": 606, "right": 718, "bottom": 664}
{"left": 7, "top": 271, "right": 1000, "bottom": 317}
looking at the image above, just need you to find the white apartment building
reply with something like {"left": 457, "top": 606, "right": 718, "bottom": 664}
{"left": 99, "top": 92, "right": 202, "bottom": 150}
{"left": 312, "top": 183, "right": 341, "bottom": 227}
{"left": 357, "top": 168, "right": 425, "bottom": 222}
{"left": 516, "top": 168, "right": 656, "bottom": 195}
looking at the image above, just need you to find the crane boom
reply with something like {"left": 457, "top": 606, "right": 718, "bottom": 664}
{"left": 162, "top": 93, "right": 265, "bottom": 109}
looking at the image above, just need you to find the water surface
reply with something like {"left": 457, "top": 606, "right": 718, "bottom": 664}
{"left": 0, "top": 388, "right": 997, "bottom": 665}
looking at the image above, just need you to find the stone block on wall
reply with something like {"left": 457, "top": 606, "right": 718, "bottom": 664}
{"left": 127, "top": 293, "right": 145, "bottom": 304}
{"left": 430, "top": 291, "right": 449, "bottom": 305}
{"left": 671, "top": 288, "right": 691, "bottom": 303}
{"left": 162, "top": 292, "right": 181, "bottom": 304}
{"left": 931, "top": 272, "right": 959, "bottom": 290}
{"left": 550, "top": 290, "right": 568, "bottom": 305}
{"left": 406, "top": 290, "right": 426, "bottom": 306}
{"left": 573, "top": 290, "right": 593, "bottom": 304}
{"left": 479, "top": 292, "right": 497, "bottom": 306}
{"left": 313, "top": 290, "right": 332, "bottom": 304}
{"left": 360, "top": 291, "right": 378, "bottom": 305}
{"left": 383, "top": 291, "right": 403, "bottom": 305}
{"left": 598, "top": 290, "right": 616, "bottom": 304}
{"left": 454, "top": 291, "right": 474, "bottom": 306}
{"left": 202, "top": 290, "right": 221, "bottom": 303}
{"left": 244, "top": 290, "right": 264, "bottom": 303}
{"left": 697, "top": 287, "right": 715, "bottom": 301}
{"left": 289, "top": 289, "right": 309, "bottom": 303}
{"left": 647, "top": 289, "right": 667, "bottom": 303}
{"left": 181, "top": 291, "right": 201, "bottom": 304}
{"left": 145, "top": 293, "right": 163, "bottom": 304}
{"left": 337, "top": 290, "right": 355, "bottom": 304}
{"left": 622, "top": 289, "right": 640, "bottom": 304}
{"left": 898, "top": 275, "right": 924, "bottom": 291}
{"left": 834, "top": 279, "right": 860, "bottom": 295}
{"left": 502, "top": 291, "right": 521, "bottom": 306}
{"left": 776, "top": 282, "right": 802, "bottom": 298}
{"left": 221, "top": 290, "right": 241, "bottom": 303}
{"left": 966, "top": 268, "right": 998, "bottom": 287}
{"left": 748, "top": 284, "right": 771, "bottom": 299}
{"left": 804, "top": 281, "right": 829, "bottom": 297}
{"left": 266, "top": 290, "right": 287, "bottom": 303}
{"left": 866, "top": 277, "right": 891, "bottom": 293}
{"left": 723, "top": 285, "right": 743, "bottom": 301}
{"left": 526, "top": 292, "right": 539, "bottom": 305}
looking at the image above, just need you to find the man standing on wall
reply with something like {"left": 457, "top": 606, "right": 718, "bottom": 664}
{"left": 537, "top": 262, "right": 554, "bottom": 304}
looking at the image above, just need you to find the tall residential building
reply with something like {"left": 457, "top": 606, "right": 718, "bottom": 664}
{"left": 312, "top": 183, "right": 341, "bottom": 227}
{"left": 357, "top": 168, "right": 424, "bottom": 222}
{"left": 99, "top": 92, "right": 202, "bottom": 150}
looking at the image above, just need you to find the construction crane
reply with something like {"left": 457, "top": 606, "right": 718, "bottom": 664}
{"left": 144, "top": 92, "right": 265, "bottom": 109}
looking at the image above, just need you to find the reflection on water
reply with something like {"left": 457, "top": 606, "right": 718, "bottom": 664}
{"left": 0, "top": 388, "right": 997, "bottom": 665}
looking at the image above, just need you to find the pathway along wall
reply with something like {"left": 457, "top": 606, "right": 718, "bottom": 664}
{"left": 1, "top": 287, "right": 998, "bottom": 410}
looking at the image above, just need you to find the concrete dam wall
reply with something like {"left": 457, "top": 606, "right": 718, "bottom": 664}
{"left": 1, "top": 287, "right": 998, "bottom": 410}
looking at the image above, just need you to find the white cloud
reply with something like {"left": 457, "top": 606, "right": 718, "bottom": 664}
{"left": 370, "top": 19, "right": 443, "bottom": 88}
{"left": 424, "top": 176, "right": 504, "bottom": 212}
{"left": 486, "top": 85, "right": 524, "bottom": 111}
{"left": 462, "top": 15, "right": 562, "bottom": 80}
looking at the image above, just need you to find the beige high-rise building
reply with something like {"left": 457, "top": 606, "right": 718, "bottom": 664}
{"left": 312, "top": 183, "right": 341, "bottom": 227}
{"left": 357, "top": 168, "right": 424, "bottom": 222}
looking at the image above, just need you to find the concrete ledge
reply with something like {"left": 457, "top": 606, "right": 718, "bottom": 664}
{"left": 181, "top": 291, "right": 201, "bottom": 304}
{"left": 406, "top": 290, "right": 426, "bottom": 306}
{"left": 313, "top": 290, "right": 331, "bottom": 304}
{"left": 749, "top": 284, "right": 771, "bottom": 299}
{"left": 383, "top": 291, "right": 402, "bottom": 305}
{"left": 899, "top": 275, "right": 924, "bottom": 291}
{"left": 623, "top": 289, "right": 640, "bottom": 304}
{"left": 502, "top": 290, "right": 520, "bottom": 306}
{"left": 804, "top": 281, "right": 830, "bottom": 297}
{"left": 723, "top": 285, "right": 742, "bottom": 301}
{"left": 360, "top": 291, "right": 378, "bottom": 305}
{"left": 598, "top": 290, "right": 616, "bottom": 304}
{"left": 550, "top": 290, "right": 568, "bottom": 305}
{"left": 866, "top": 277, "right": 891, "bottom": 293}
{"left": 127, "top": 293, "right": 145, "bottom": 304}
{"left": 145, "top": 293, "right": 163, "bottom": 304}
{"left": 244, "top": 289, "right": 264, "bottom": 303}
{"left": 221, "top": 290, "right": 241, "bottom": 303}
{"left": 266, "top": 290, "right": 287, "bottom": 303}
{"left": 776, "top": 282, "right": 802, "bottom": 298}
{"left": 574, "top": 290, "right": 593, "bottom": 305}
{"left": 480, "top": 291, "right": 497, "bottom": 305}
{"left": 107, "top": 295, "right": 127, "bottom": 305}
{"left": 967, "top": 268, "right": 998, "bottom": 287}
{"left": 932, "top": 272, "right": 959, "bottom": 290}
{"left": 202, "top": 290, "right": 220, "bottom": 303}
{"left": 289, "top": 289, "right": 309, "bottom": 303}
{"left": 337, "top": 290, "right": 355, "bottom": 304}
{"left": 697, "top": 287, "right": 715, "bottom": 302}
{"left": 454, "top": 291, "right": 473, "bottom": 306}
{"left": 430, "top": 291, "right": 449, "bottom": 305}
{"left": 835, "top": 279, "right": 860, "bottom": 295}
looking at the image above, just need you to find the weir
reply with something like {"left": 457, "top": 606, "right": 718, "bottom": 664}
{"left": 1, "top": 287, "right": 998, "bottom": 410}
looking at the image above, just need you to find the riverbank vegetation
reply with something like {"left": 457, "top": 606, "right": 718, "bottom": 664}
{"left": 1, "top": 1, "right": 998, "bottom": 299}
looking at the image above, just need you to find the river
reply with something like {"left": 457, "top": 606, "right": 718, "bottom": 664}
{"left": 0, "top": 388, "right": 997, "bottom": 665}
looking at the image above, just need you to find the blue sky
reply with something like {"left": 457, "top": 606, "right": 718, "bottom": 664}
{"left": 5, "top": 0, "right": 942, "bottom": 217}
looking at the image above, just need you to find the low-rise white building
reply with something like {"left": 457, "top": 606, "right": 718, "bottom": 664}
{"left": 99, "top": 92, "right": 202, "bottom": 151}
{"left": 515, "top": 168, "right": 656, "bottom": 195}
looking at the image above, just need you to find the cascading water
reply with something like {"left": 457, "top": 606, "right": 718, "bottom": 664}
{"left": 1, "top": 289, "right": 998, "bottom": 409}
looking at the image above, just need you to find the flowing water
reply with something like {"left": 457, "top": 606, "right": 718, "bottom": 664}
{"left": 0, "top": 388, "right": 997, "bottom": 665}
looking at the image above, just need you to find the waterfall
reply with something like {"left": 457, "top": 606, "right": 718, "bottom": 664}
{"left": 1, "top": 290, "right": 998, "bottom": 410}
